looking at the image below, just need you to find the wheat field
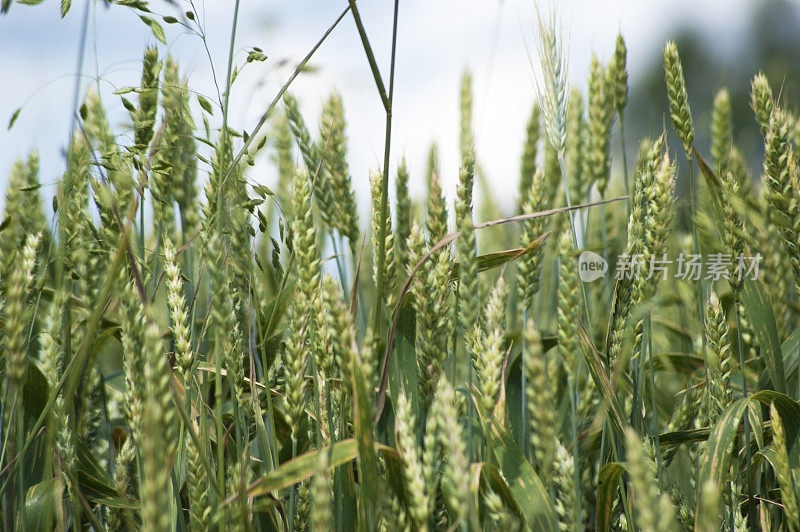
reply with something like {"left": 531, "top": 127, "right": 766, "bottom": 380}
{"left": 2, "top": 1, "right": 800, "bottom": 531}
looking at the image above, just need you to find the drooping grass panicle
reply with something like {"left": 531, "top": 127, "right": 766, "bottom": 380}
{"left": 663, "top": 40, "right": 695, "bottom": 157}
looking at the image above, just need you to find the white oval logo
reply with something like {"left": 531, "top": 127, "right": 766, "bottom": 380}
{"left": 578, "top": 250, "right": 608, "bottom": 283}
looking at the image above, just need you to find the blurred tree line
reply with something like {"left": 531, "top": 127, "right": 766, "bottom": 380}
{"left": 626, "top": 0, "right": 800, "bottom": 194}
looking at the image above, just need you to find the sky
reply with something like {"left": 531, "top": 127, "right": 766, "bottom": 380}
{"left": 0, "top": 0, "right": 755, "bottom": 219}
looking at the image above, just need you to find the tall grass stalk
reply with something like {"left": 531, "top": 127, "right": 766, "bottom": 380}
{"left": 3, "top": 4, "right": 800, "bottom": 531}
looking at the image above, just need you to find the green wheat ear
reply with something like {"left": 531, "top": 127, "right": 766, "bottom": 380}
{"left": 663, "top": 40, "right": 695, "bottom": 157}
{"left": 557, "top": 230, "right": 581, "bottom": 381}
{"left": 587, "top": 55, "right": 612, "bottom": 196}
{"left": 395, "top": 158, "right": 412, "bottom": 274}
{"left": 567, "top": 88, "right": 587, "bottom": 202}
{"left": 433, "top": 378, "right": 470, "bottom": 524}
{"left": 625, "top": 428, "right": 677, "bottom": 532}
{"left": 473, "top": 277, "right": 507, "bottom": 415}
{"left": 133, "top": 46, "right": 162, "bottom": 153}
{"left": 2, "top": 231, "right": 41, "bottom": 386}
{"left": 710, "top": 88, "right": 732, "bottom": 176}
{"left": 763, "top": 108, "right": 800, "bottom": 296}
{"left": 518, "top": 103, "right": 541, "bottom": 214}
{"left": 751, "top": 72, "right": 774, "bottom": 137}
{"left": 610, "top": 33, "right": 629, "bottom": 116}
{"left": 523, "top": 318, "right": 556, "bottom": 477}
{"left": 395, "top": 391, "right": 431, "bottom": 528}
{"left": 320, "top": 90, "right": 359, "bottom": 247}
{"left": 769, "top": 402, "right": 800, "bottom": 530}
